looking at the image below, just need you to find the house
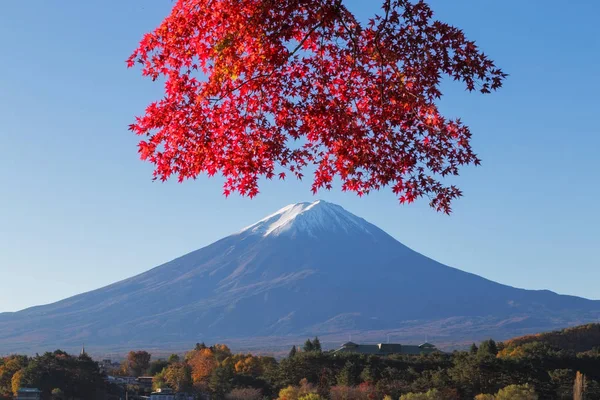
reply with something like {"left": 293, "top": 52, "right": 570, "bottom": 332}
{"left": 150, "top": 388, "right": 175, "bottom": 400}
{"left": 16, "top": 388, "right": 41, "bottom": 400}
{"left": 333, "top": 341, "right": 438, "bottom": 356}
{"left": 138, "top": 376, "right": 155, "bottom": 391}
{"left": 99, "top": 358, "right": 121, "bottom": 373}
{"left": 149, "top": 388, "right": 195, "bottom": 400}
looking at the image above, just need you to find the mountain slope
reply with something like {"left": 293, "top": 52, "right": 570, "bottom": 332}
{"left": 0, "top": 200, "right": 598, "bottom": 353}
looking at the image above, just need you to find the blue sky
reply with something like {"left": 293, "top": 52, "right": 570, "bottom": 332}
{"left": 0, "top": 0, "right": 598, "bottom": 312}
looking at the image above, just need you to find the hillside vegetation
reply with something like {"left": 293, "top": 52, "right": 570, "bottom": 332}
{"left": 502, "top": 323, "right": 600, "bottom": 353}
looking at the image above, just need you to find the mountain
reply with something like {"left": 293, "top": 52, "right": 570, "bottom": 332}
{"left": 0, "top": 200, "right": 598, "bottom": 354}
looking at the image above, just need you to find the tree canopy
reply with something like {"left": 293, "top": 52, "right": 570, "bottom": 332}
{"left": 128, "top": 0, "right": 506, "bottom": 213}
{"left": 1, "top": 335, "right": 600, "bottom": 399}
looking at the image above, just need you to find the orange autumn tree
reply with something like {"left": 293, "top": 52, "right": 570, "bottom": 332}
{"left": 128, "top": 0, "right": 506, "bottom": 213}
{"left": 186, "top": 344, "right": 232, "bottom": 385}
{"left": 186, "top": 348, "right": 217, "bottom": 384}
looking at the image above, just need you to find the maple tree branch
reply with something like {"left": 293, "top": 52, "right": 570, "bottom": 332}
{"left": 336, "top": 7, "right": 360, "bottom": 65}
{"left": 373, "top": 1, "right": 392, "bottom": 108}
{"left": 207, "top": 73, "right": 275, "bottom": 103}
{"left": 288, "top": 20, "right": 326, "bottom": 58}
{"left": 209, "top": 7, "right": 334, "bottom": 104}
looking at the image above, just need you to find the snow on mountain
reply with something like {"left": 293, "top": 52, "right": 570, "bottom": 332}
{"left": 0, "top": 201, "right": 598, "bottom": 354}
{"left": 239, "top": 200, "right": 373, "bottom": 238}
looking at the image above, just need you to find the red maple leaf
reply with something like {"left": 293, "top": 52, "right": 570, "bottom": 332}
{"left": 127, "top": 0, "right": 506, "bottom": 213}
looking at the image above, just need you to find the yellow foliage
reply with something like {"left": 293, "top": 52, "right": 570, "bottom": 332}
{"left": 497, "top": 346, "right": 526, "bottom": 359}
{"left": 298, "top": 394, "right": 323, "bottom": 400}
{"left": 11, "top": 369, "right": 23, "bottom": 396}
{"left": 278, "top": 385, "right": 300, "bottom": 400}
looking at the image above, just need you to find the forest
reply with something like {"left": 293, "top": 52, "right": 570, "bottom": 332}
{"left": 1, "top": 324, "right": 599, "bottom": 399}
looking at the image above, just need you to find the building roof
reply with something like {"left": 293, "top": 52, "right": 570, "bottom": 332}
{"left": 334, "top": 342, "right": 438, "bottom": 356}
{"left": 17, "top": 388, "right": 42, "bottom": 393}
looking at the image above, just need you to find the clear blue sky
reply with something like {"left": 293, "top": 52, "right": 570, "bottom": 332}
{"left": 0, "top": 0, "right": 598, "bottom": 312}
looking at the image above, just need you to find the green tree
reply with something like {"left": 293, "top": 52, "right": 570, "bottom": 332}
{"left": 209, "top": 364, "right": 234, "bottom": 400}
{"left": 336, "top": 361, "right": 358, "bottom": 387}
{"left": 195, "top": 342, "right": 207, "bottom": 350}
{"left": 312, "top": 337, "right": 322, "bottom": 353}
{"left": 303, "top": 339, "right": 315, "bottom": 353}
{"left": 148, "top": 359, "right": 170, "bottom": 376}
{"left": 288, "top": 346, "right": 297, "bottom": 358}
{"left": 19, "top": 350, "right": 106, "bottom": 399}
{"left": 168, "top": 354, "right": 180, "bottom": 364}
{"left": 548, "top": 369, "right": 575, "bottom": 400}
{"left": 478, "top": 340, "right": 498, "bottom": 358}
{"left": 152, "top": 368, "right": 167, "bottom": 391}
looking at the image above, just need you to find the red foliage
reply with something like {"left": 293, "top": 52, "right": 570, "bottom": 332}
{"left": 128, "top": 0, "right": 506, "bottom": 213}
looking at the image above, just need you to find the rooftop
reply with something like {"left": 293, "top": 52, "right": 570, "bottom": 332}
{"left": 334, "top": 342, "right": 439, "bottom": 356}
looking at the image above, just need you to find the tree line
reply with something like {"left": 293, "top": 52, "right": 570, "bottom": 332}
{"left": 1, "top": 335, "right": 600, "bottom": 399}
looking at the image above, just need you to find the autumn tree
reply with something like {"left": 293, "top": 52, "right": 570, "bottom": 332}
{"left": 299, "top": 394, "right": 324, "bottom": 400}
{"left": 164, "top": 362, "right": 193, "bottom": 392}
{"left": 125, "top": 351, "right": 152, "bottom": 377}
{"left": 399, "top": 389, "right": 442, "bottom": 400}
{"left": 187, "top": 347, "right": 218, "bottom": 385}
{"left": 574, "top": 371, "right": 586, "bottom": 400}
{"left": 493, "top": 384, "right": 538, "bottom": 400}
{"left": 231, "top": 355, "right": 263, "bottom": 376}
{"left": 278, "top": 385, "right": 301, "bottom": 400}
{"left": 211, "top": 344, "right": 233, "bottom": 362}
{"left": 128, "top": 0, "right": 506, "bottom": 213}
{"left": 10, "top": 369, "right": 23, "bottom": 397}
{"left": 0, "top": 355, "right": 27, "bottom": 397}
{"left": 51, "top": 388, "right": 65, "bottom": 400}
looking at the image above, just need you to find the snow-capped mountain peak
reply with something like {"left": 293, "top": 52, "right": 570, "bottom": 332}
{"left": 239, "top": 200, "right": 373, "bottom": 238}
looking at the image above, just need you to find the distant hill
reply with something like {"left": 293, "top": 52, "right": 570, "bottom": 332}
{"left": 503, "top": 323, "right": 600, "bottom": 353}
{"left": 0, "top": 200, "right": 599, "bottom": 354}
